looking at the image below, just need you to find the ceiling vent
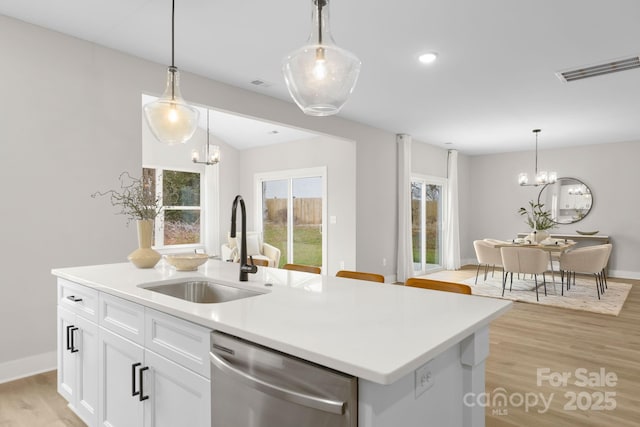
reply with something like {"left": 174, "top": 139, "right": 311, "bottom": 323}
{"left": 250, "top": 79, "right": 272, "bottom": 88}
{"left": 556, "top": 56, "right": 640, "bottom": 82}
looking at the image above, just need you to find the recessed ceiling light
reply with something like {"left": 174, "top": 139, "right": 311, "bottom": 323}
{"left": 268, "top": 130, "right": 280, "bottom": 135}
{"left": 418, "top": 52, "right": 438, "bottom": 64}
{"left": 444, "top": 142, "right": 453, "bottom": 145}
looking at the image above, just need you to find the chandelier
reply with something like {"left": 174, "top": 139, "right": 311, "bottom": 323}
{"left": 518, "top": 129, "right": 557, "bottom": 186}
{"left": 191, "top": 109, "right": 220, "bottom": 166}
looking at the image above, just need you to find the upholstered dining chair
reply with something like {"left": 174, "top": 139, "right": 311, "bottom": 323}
{"left": 500, "top": 247, "right": 548, "bottom": 301}
{"left": 473, "top": 240, "right": 505, "bottom": 284}
{"left": 559, "top": 244, "right": 610, "bottom": 300}
{"left": 282, "top": 263, "right": 321, "bottom": 274}
{"left": 405, "top": 278, "right": 472, "bottom": 295}
{"left": 336, "top": 270, "right": 385, "bottom": 283}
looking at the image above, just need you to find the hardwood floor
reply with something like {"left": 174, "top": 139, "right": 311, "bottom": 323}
{"left": 0, "top": 370, "right": 84, "bottom": 427}
{"left": 429, "top": 266, "right": 640, "bottom": 427}
{"left": 2, "top": 267, "right": 638, "bottom": 426}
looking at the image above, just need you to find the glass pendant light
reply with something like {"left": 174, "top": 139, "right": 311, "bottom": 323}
{"left": 282, "top": 0, "right": 362, "bottom": 116}
{"left": 144, "top": 0, "right": 199, "bottom": 144}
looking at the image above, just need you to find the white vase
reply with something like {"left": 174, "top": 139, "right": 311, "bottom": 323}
{"left": 128, "top": 219, "right": 161, "bottom": 268}
{"left": 527, "top": 230, "right": 549, "bottom": 243}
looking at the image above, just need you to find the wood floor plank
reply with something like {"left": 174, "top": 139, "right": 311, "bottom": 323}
{"left": 0, "top": 371, "right": 85, "bottom": 427}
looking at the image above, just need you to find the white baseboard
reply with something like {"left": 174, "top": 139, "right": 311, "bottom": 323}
{"left": 0, "top": 351, "right": 56, "bottom": 384}
{"left": 609, "top": 270, "right": 640, "bottom": 280}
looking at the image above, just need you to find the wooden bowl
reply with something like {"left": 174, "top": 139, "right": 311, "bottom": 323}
{"left": 165, "top": 253, "right": 209, "bottom": 271}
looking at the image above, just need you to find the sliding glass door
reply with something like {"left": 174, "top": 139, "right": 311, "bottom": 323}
{"left": 411, "top": 175, "right": 447, "bottom": 274}
{"left": 257, "top": 168, "right": 326, "bottom": 270}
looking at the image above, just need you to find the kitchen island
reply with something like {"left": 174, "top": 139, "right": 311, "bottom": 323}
{"left": 52, "top": 260, "right": 511, "bottom": 427}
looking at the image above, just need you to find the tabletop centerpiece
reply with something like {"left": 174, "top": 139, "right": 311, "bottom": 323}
{"left": 518, "top": 200, "right": 556, "bottom": 243}
{"left": 92, "top": 172, "right": 163, "bottom": 268}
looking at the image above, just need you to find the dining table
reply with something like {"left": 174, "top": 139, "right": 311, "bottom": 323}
{"left": 490, "top": 239, "right": 577, "bottom": 291}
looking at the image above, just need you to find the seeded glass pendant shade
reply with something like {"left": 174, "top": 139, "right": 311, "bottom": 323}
{"left": 283, "top": 0, "right": 361, "bottom": 116}
{"left": 143, "top": 0, "right": 199, "bottom": 144}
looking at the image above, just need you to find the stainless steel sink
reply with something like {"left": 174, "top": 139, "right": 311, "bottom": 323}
{"left": 141, "top": 280, "right": 263, "bottom": 303}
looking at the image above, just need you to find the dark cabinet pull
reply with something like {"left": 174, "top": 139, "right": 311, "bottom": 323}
{"left": 66, "top": 295, "right": 83, "bottom": 302}
{"left": 70, "top": 327, "right": 79, "bottom": 353}
{"left": 132, "top": 363, "right": 141, "bottom": 396}
{"left": 139, "top": 366, "right": 149, "bottom": 401}
{"left": 65, "top": 325, "right": 74, "bottom": 351}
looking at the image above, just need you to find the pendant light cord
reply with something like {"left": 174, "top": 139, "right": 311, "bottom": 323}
{"left": 316, "top": 0, "right": 326, "bottom": 44}
{"left": 205, "top": 109, "right": 210, "bottom": 159}
{"left": 533, "top": 129, "right": 540, "bottom": 175}
{"left": 171, "top": 0, "right": 175, "bottom": 68}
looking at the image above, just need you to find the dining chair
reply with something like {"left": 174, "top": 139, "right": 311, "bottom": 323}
{"left": 500, "top": 247, "right": 548, "bottom": 301}
{"left": 282, "top": 263, "right": 321, "bottom": 274}
{"left": 559, "top": 244, "right": 610, "bottom": 300}
{"left": 405, "top": 278, "right": 472, "bottom": 295}
{"left": 336, "top": 270, "right": 385, "bottom": 283}
{"left": 247, "top": 257, "right": 269, "bottom": 267}
{"left": 473, "top": 240, "right": 504, "bottom": 284}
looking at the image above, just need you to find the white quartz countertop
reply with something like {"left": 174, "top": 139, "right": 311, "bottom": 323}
{"left": 52, "top": 260, "right": 511, "bottom": 384}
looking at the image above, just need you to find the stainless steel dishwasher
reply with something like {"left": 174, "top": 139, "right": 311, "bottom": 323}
{"left": 210, "top": 331, "right": 357, "bottom": 427}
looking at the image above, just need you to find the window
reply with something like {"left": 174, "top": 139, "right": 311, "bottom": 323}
{"left": 143, "top": 167, "right": 203, "bottom": 248}
{"left": 256, "top": 168, "right": 326, "bottom": 269}
{"left": 411, "top": 175, "right": 447, "bottom": 274}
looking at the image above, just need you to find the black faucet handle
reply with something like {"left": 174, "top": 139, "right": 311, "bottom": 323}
{"left": 241, "top": 259, "right": 258, "bottom": 274}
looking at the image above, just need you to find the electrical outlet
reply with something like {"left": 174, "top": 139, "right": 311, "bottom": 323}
{"left": 415, "top": 361, "right": 434, "bottom": 397}
{"left": 382, "top": 258, "right": 387, "bottom": 266}
{"left": 339, "top": 261, "right": 345, "bottom": 270}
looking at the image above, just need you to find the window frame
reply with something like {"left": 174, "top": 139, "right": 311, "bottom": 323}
{"left": 143, "top": 166, "right": 205, "bottom": 253}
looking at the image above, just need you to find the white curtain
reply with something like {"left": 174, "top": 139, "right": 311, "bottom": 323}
{"left": 397, "top": 134, "right": 414, "bottom": 282}
{"left": 443, "top": 149, "right": 461, "bottom": 270}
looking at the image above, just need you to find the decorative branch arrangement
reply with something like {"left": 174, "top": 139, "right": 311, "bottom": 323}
{"left": 92, "top": 172, "right": 162, "bottom": 224}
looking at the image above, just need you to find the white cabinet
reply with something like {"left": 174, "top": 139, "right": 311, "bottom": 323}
{"left": 57, "top": 283, "right": 99, "bottom": 427}
{"left": 98, "top": 327, "right": 144, "bottom": 427}
{"left": 142, "top": 349, "right": 210, "bottom": 427}
{"left": 57, "top": 280, "right": 211, "bottom": 427}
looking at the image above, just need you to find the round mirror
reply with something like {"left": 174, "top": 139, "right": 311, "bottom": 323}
{"left": 538, "top": 177, "right": 593, "bottom": 224}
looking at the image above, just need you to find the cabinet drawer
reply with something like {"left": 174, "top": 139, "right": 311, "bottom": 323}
{"left": 58, "top": 279, "right": 99, "bottom": 322}
{"left": 145, "top": 308, "right": 211, "bottom": 378}
{"left": 99, "top": 293, "right": 144, "bottom": 345}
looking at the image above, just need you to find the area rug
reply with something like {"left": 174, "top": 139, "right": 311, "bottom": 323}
{"left": 459, "top": 275, "right": 632, "bottom": 316}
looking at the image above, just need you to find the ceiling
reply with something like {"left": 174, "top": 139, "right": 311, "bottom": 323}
{"left": 2, "top": 0, "right": 640, "bottom": 155}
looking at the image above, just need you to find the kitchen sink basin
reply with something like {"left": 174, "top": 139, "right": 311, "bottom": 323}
{"left": 140, "top": 280, "right": 264, "bottom": 303}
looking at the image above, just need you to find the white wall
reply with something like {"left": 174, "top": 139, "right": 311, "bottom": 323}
{"left": 464, "top": 140, "right": 640, "bottom": 277}
{"left": 235, "top": 136, "right": 357, "bottom": 274}
{"left": 1, "top": 15, "right": 449, "bottom": 375}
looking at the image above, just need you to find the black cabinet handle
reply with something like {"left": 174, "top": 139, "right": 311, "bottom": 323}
{"left": 139, "top": 366, "right": 149, "bottom": 401}
{"left": 65, "top": 325, "right": 74, "bottom": 351}
{"left": 70, "top": 327, "right": 79, "bottom": 353}
{"left": 66, "top": 295, "right": 83, "bottom": 302}
{"left": 132, "top": 363, "right": 141, "bottom": 396}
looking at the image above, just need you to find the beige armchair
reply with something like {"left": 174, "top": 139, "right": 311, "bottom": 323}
{"left": 220, "top": 232, "right": 281, "bottom": 267}
{"left": 559, "top": 244, "right": 611, "bottom": 300}
{"left": 473, "top": 239, "right": 505, "bottom": 284}
{"left": 500, "top": 247, "right": 548, "bottom": 301}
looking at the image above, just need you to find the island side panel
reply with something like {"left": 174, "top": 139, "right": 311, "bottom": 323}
{"left": 358, "top": 328, "right": 491, "bottom": 427}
